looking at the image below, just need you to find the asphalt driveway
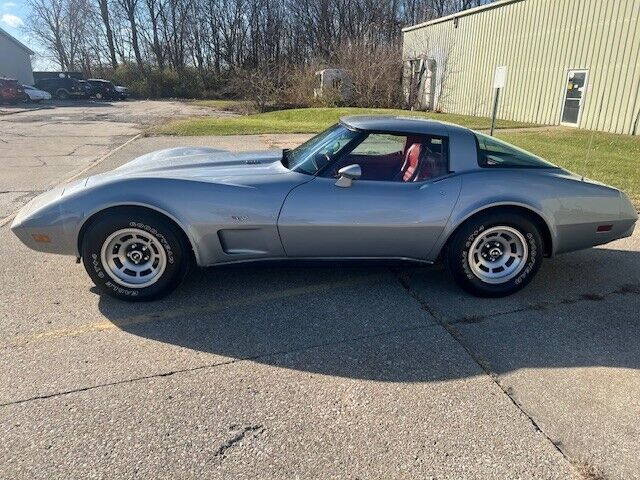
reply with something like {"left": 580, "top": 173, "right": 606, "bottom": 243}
{"left": 1, "top": 104, "right": 639, "bottom": 479}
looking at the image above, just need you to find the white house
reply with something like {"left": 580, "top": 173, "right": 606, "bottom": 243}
{"left": 0, "top": 27, "right": 34, "bottom": 85}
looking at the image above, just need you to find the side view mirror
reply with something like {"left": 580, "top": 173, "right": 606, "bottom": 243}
{"left": 335, "top": 164, "right": 362, "bottom": 188}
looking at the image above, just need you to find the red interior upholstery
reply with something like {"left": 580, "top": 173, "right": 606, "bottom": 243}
{"left": 402, "top": 143, "right": 423, "bottom": 182}
{"left": 330, "top": 135, "right": 446, "bottom": 182}
{"left": 403, "top": 136, "right": 424, "bottom": 151}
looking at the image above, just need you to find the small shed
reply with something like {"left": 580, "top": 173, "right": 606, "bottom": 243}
{"left": 314, "top": 69, "right": 353, "bottom": 102}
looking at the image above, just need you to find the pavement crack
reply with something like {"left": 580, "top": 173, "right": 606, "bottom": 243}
{"left": 214, "top": 424, "right": 265, "bottom": 458}
{"left": 392, "top": 270, "right": 579, "bottom": 475}
{"left": 0, "top": 323, "right": 436, "bottom": 408}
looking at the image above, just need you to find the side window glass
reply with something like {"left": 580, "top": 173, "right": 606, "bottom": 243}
{"left": 475, "top": 132, "right": 556, "bottom": 168}
{"left": 332, "top": 133, "right": 449, "bottom": 182}
{"left": 350, "top": 134, "right": 406, "bottom": 155}
{"left": 414, "top": 136, "right": 449, "bottom": 182}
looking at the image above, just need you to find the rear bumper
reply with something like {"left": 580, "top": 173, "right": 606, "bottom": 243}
{"left": 554, "top": 192, "right": 637, "bottom": 254}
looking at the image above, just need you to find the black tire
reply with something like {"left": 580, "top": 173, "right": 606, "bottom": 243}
{"left": 56, "top": 89, "right": 69, "bottom": 100}
{"left": 81, "top": 208, "right": 192, "bottom": 301}
{"left": 446, "top": 212, "right": 543, "bottom": 297}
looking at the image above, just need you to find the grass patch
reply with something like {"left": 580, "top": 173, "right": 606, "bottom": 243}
{"left": 156, "top": 107, "right": 534, "bottom": 136}
{"left": 497, "top": 128, "right": 640, "bottom": 208}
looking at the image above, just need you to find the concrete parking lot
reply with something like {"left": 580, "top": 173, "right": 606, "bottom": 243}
{"left": 0, "top": 99, "right": 228, "bottom": 219}
{"left": 1, "top": 101, "right": 639, "bottom": 479}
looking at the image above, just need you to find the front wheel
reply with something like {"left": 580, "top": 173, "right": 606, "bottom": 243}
{"left": 446, "top": 212, "right": 543, "bottom": 297}
{"left": 81, "top": 209, "right": 191, "bottom": 301}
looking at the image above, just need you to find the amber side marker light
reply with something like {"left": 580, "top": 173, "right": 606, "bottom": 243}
{"left": 596, "top": 224, "right": 613, "bottom": 233}
{"left": 31, "top": 234, "right": 51, "bottom": 243}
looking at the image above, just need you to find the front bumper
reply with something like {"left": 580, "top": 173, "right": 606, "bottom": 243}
{"left": 10, "top": 182, "right": 86, "bottom": 256}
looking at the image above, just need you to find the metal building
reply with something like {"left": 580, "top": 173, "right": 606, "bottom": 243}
{"left": 402, "top": 0, "right": 640, "bottom": 135}
{"left": 0, "top": 27, "right": 34, "bottom": 85}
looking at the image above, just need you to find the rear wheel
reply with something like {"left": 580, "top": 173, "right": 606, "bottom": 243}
{"left": 446, "top": 212, "right": 543, "bottom": 297}
{"left": 56, "top": 89, "right": 69, "bottom": 99}
{"left": 81, "top": 209, "right": 191, "bottom": 301}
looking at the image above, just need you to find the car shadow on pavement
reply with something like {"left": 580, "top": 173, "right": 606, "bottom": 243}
{"left": 97, "top": 246, "right": 640, "bottom": 382}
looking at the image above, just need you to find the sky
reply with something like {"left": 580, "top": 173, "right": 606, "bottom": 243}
{"left": 0, "top": 0, "right": 53, "bottom": 68}
{"left": 1, "top": 0, "right": 28, "bottom": 43}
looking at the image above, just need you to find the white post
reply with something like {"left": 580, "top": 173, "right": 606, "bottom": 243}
{"left": 491, "top": 66, "right": 508, "bottom": 136}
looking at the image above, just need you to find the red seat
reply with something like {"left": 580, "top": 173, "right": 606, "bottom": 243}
{"left": 401, "top": 142, "right": 423, "bottom": 182}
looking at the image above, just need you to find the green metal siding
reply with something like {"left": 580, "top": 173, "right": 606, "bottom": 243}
{"left": 402, "top": 0, "right": 640, "bottom": 135}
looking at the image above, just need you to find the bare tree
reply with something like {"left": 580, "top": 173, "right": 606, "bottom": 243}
{"left": 26, "top": 0, "right": 94, "bottom": 70}
{"left": 335, "top": 40, "right": 403, "bottom": 108}
{"left": 144, "top": 0, "right": 165, "bottom": 68}
{"left": 116, "top": 0, "right": 144, "bottom": 67}
{"left": 232, "top": 62, "right": 289, "bottom": 111}
{"left": 28, "top": 0, "right": 493, "bottom": 100}
{"left": 97, "top": 0, "right": 118, "bottom": 68}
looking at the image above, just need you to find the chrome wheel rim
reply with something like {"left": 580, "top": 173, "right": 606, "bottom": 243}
{"left": 100, "top": 228, "right": 167, "bottom": 288}
{"left": 467, "top": 226, "right": 528, "bottom": 284}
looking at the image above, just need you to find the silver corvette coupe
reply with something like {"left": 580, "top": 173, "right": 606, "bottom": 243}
{"left": 11, "top": 116, "right": 638, "bottom": 301}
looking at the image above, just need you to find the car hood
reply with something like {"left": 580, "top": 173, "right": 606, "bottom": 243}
{"left": 88, "top": 147, "right": 289, "bottom": 185}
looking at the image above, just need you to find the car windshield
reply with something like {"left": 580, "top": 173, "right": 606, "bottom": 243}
{"left": 287, "top": 124, "right": 360, "bottom": 175}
